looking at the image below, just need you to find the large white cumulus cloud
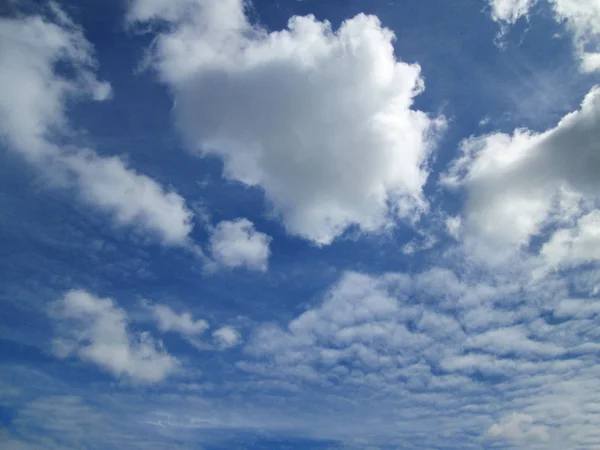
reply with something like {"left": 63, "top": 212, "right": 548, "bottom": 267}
{"left": 130, "top": 0, "right": 444, "bottom": 245}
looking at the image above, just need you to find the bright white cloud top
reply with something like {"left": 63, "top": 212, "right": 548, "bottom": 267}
{"left": 129, "top": 0, "right": 444, "bottom": 245}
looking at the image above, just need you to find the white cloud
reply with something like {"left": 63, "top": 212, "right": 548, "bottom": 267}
{"left": 12, "top": 258, "right": 600, "bottom": 448}
{"left": 0, "top": 4, "right": 193, "bottom": 246}
{"left": 547, "top": 0, "right": 600, "bottom": 72}
{"left": 149, "top": 303, "right": 209, "bottom": 336}
{"left": 466, "top": 326, "right": 564, "bottom": 357}
{"left": 49, "top": 290, "right": 179, "bottom": 383}
{"left": 489, "top": 0, "right": 537, "bottom": 24}
{"left": 552, "top": 297, "right": 600, "bottom": 319}
{"left": 443, "top": 85, "right": 600, "bottom": 264}
{"left": 129, "top": 0, "right": 444, "bottom": 245}
{"left": 445, "top": 216, "right": 462, "bottom": 239}
{"left": 489, "top": 0, "right": 600, "bottom": 71}
{"left": 64, "top": 152, "right": 193, "bottom": 245}
{"left": 0, "top": 8, "right": 106, "bottom": 162}
{"left": 209, "top": 219, "right": 271, "bottom": 271}
{"left": 540, "top": 211, "right": 600, "bottom": 268}
{"left": 213, "top": 326, "right": 241, "bottom": 349}
{"left": 488, "top": 412, "right": 550, "bottom": 443}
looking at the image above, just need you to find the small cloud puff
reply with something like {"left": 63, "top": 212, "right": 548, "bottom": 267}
{"left": 208, "top": 219, "right": 271, "bottom": 272}
{"left": 213, "top": 326, "right": 241, "bottom": 349}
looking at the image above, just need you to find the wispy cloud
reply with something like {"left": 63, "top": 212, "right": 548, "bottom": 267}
{"left": 488, "top": 0, "right": 600, "bottom": 72}
{"left": 0, "top": 3, "right": 194, "bottom": 247}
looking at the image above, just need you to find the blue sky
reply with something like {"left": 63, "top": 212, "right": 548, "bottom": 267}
{"left": 1, "top": 0, "right": 600, "bottom": 448}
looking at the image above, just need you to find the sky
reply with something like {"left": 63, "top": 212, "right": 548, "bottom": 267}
{"left": 1, "top": 0, "right": 600, "bottom": 448}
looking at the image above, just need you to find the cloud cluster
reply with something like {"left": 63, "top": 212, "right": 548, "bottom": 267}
{"left": 50, "top": 290, "right": 179, "bottom": 383}
{"left": 129, "top": 0, "right": 444, "bottom": 245}
{"left": 144, "top": 301, "right": 242, "bottom": 351}
{"left": 243, "top": 265, "right": 600, "bottom": 448}
{"left": 0, "top": 4, "right": 193, "bottom": 246}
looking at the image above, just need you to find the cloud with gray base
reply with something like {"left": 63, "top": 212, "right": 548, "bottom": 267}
{"left": 129, "top": 0, "right": 445, "bottom": 245}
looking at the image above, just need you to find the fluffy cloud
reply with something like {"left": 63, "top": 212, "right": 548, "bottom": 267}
{"left": 489, "top": 0, "right": 600, "bottom": 71}
{"left": 50, "top": 290, "right": 179, "bottom": 383}
{"left": 149, "top": 303, "right": 209, "bottom": 336}
{"left": 213, "top": 326, "right": 241, "bottom": 349}
{"left": 0, "top": 4, "right": 193, "bottom": 246}
{"left": 129, "top": 0, "right": 444, "bottom": 245}
{"left": 208, "top": 219, "right": 271, "bottom": 271}
{"left": 443, "top": 85, "right": 600, "bottom": 266}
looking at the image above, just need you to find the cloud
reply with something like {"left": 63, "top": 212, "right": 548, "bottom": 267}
{"left": 465, "top": 326, "right": 564, "bottom": 358}
{"left": 213, "top": 326, "right": 241, "bottom": 349}
{"left": 239, "top": 264, "right": 600, "bottom": 448}
{"left": 49, "top": 290, "right": 179, "bottom": 383}
{"left": 129, "top": 0, "right": 444, "bottom": 245}
{"left": 488, "top": 0, "right": 600, "bottom": 71}
{"left": 540, "top": 211, "right": 600, "bottom": 268}
{"left": 64, "top": 151, "right": 194, "bottom": 245}
{"left": 0, "top": 4, "right": 193, "bottom": 246}
{"left": 148, "top": 303, "right": 209, "bottom": 336}
{"left": 488, "top": 412, "right": 550, "bottom": 443}
{"left": 443, "top": 85, "right": 600, "bottom": 266}
{"left": 489, "top": 0, "right": 537, "bottom": 24}
{"left": 208, "top": 219, "right": 271, "bottom": 271}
